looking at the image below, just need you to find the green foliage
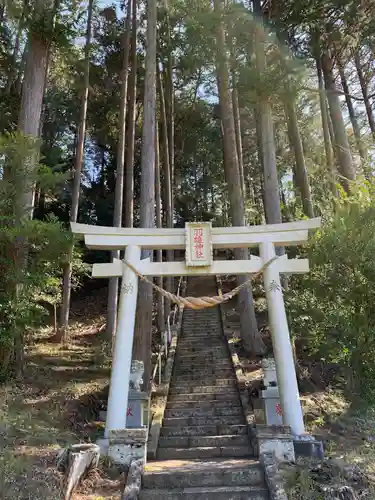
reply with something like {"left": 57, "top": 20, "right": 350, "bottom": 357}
{"left": 0, "top": 132, "right": 84, "bottom": 380}
{"left": 286, "top": 198, "right": 375, "bottom": 402}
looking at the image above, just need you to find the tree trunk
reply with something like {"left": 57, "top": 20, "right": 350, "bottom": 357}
{"left": 354, "top": 53, "right": 375, "bottom": 140}
{"left": 253, "top": 105, "right": 264, "bottom": 175}
{"left": 58, "top": 0, "right": 93, "bottom": 341}
{"left": 155, "top": 121, "right": 164, "bottom": 334}
{"left": 6, "top": 2, "right": 25, "bottom": 94}
{"left": 15, "top": 42, "right": 28, "bottom": 95}
{"left": 123, "top": 0, "right": 137, "bottom": 228}
{"left": 18, "top": 2, "right": 55, "bottom": 216}
{"left": 163, "top": 3, "right": 174, "bottom": 218}
{"left": 163, "top": 2, "right": 175, "bottom": 321}
{"left": 230, "top": 29, "right": 245, "bottom": 200}
{"left": 321, "top": 51, "right": 356, "bottom": 193}
{"left": 214, "top": 0, "right": 265, "bottom": 356}
{"left": 253, "top": 0, "right": 282, "bottom": 226}
{"left": 14, "top": 0, "right": 56, "bottom": 372}
{"left": 338, "top": 62, "right": 367, "bottom": 165}
{"left": 285, "top": 99, "right": 314, "bottom": 218}
{"left": 106, "top": 0, "right": 132, "bottom": 341}
{"left": 0, "top": 3, "right": 5, "bottom": 24}
{"left": 157, "top": 65, "right": 173, "bottom": 320}
{"left": 132, "top": 0, "right": 157, "bottom": 393}
{"left": 316, "top": 56, "right": 336, "bottom": 196}
{"left": 232, "top": 77, "right": 246, "bottom": 200}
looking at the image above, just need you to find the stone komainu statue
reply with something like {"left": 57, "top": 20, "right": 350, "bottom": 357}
{"left": 129, "top": 360, "right": 144, "bottom": 391}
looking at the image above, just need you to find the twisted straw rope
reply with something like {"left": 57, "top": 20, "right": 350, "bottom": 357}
{"left": 123, "top": 255, "right": 279, "bottom": 310}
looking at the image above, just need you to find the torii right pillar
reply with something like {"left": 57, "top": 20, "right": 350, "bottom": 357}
{"left": 260, "top": 241, "right": 305, "bottom": 435}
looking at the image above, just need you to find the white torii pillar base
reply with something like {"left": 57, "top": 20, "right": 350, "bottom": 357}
{"left": 260, "top": 241, "right": 305, "bottom": 436}
{"left": 105, "top": 245, "right": 141, "bottom": 438}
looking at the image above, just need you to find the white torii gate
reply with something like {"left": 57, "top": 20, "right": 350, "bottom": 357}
{"left": 72, "top": 218, "right": 321, "bottom": 438}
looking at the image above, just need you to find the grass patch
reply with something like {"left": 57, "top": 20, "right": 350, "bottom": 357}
{"left": 283, "top": 456, "right": 375, "bottom": 499}
{"left": 0, "top": 309, "right": 111, "bottom": 499}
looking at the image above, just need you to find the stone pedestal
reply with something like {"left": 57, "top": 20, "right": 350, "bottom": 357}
{"left": 261, "top": 387, "right": 283, "bottom": 426}
{"left": 107, "top": 428, "right": 148, "bottom": 466}
{"left": 260, "top": 358, "right": 283, "bottom": 426}
{"left": 126, "top": 390, "right": 148, "bottom": 428}
{"left": 256, "top": 425, "right": 295, "bottom": 462}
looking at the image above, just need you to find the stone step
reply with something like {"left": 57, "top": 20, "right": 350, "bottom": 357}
{"left": 173, "top": 376, "right": 234, "bottom": 382}
{"left": 172, "top": 374, "right": 235, "bottom": 382}
{"left": 164, "top": 407, "right": 242, "bottom": 419}
{"left": 175, "top": 356, "right": 230, "bottom": 362}
{"left": 176, "top": 353, "right": 227, "bottom": 358}
{"left": 177, "top": 341, "right": 228, "bottom": 354}
{"left": 175, "top": 362, "right": 232, "bottom": 368}
{"left": 182, "top": 329, "right": 222, "bottom": 332}
{"left": 175, "top": 358, "right": 231, "bottom": 363}
{"left": 178, "top": 349, "right": 225, "bottom": 353}
{"left": 182, "top": 316, "right": 220, "bottom": 320}
{"left": 176, "top": 353, "right": 228, "bottom": 358}
{"left": 178, "top": 339, "right": 224, "bottom": 343}
{"left": 158, "top": 434, "right": 249, "bottom": 449}
{"left": 174, "top": 361, "right": 230, "bottom": 368}
{"left": 178, "top": 337, "right": 223, "bottom": 341}
{"left": 172, "top": 371, "right": 235, "bottom": 378}
{"left": 175, "top": 352, "right": 228, "bottom": 359}
{"left": 170, "top": 379, "right": 236, "bottom": 389}
{"left": 143, "top": 459, "right": 263, "bottom": 489}
{"left": 175, "top": 368, "right": 233, "bottom": 376}
{"left": 175, "top": 357, "right": 229, "bottom": 364}
{"left": 167, "top": 392, "right": 239, "bottom": 402}
{"left": 169, "top": 385, "right": 237, "bottom": 394}
{"left": 160, "top": 423, "right": 248, "bottom": 437}
{"left": 173, "top": 364, "right": 233, "bottom": 372}
{"left": 172, "top": 378, "right": 235, "bottom": 383}
{"left": 180, "top": 329, "right": 221, "bottom": 333}
{"left": 156, "top": 444, "right": 253, "bottom": 460}
{"left": 175, "top": 359, "right": 228, "bottom": 365}
{"left": 179, "top": 335, "right": 223, "bottom": 340}
{"left": 168, "top": 388, "right": 238, "bottom": 396}
{"left": 166, "top": 400, "right": 241, "bottom": 410}
{"left": 140, "top": 486, "right": 268, "bottom": 500}
{"left": 179, "top": 334, "right": 223, "bottom": 338}
{"left": 173, "top": 368, "right": 235, "bottom": 376}
{"left": 163, "top": 415, "right": 245, "bottom": 427}
{"left": 183, "top": 325, "right": 221, "bottom": 328}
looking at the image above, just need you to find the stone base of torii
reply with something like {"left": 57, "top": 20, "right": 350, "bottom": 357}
{"left": 71, "top": 218, "right": 322, "bottom": 464}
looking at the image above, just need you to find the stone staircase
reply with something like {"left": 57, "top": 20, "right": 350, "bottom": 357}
{"left": 141, "top": 278, "right": 269, "bottom": 499}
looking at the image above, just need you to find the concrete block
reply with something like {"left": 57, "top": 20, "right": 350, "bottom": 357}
{"left": 293, "top": 437, "right": 324, "bottom": 459}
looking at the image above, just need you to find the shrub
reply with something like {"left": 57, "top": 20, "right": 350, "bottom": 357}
{"left": 286, "top": 201, "right": 375, "bottom": 402}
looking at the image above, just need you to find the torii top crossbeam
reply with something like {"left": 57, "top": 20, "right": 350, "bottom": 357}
{"left": 71, "top": 218, "right": 321, "bottom": 250}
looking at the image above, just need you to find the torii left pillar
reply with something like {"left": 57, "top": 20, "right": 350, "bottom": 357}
{"left": 105, "top": 245, "right": 141, "bottom": 438}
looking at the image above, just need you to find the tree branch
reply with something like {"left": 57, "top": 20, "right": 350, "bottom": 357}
{"left": 302, "top": 86, "right": 366, "bottom": 102}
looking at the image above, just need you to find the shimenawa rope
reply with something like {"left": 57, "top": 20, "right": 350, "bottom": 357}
{"left": 123, "top": 255, "right": 279, "bottom": 310}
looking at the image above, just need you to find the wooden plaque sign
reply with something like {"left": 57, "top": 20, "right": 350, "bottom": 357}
{"left": 185, "top": 222, "right": 213, "bottom": 267}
